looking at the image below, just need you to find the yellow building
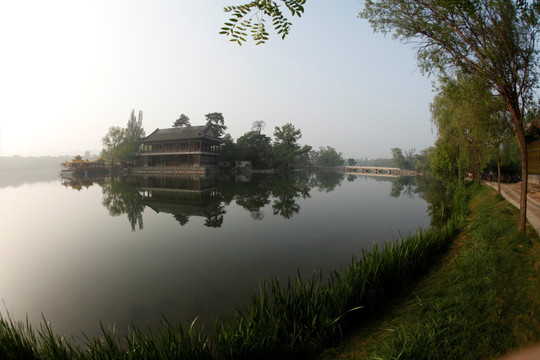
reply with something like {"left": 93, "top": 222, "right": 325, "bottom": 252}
{"left": 526, "top": 122, "right": 540, "bottom": 183}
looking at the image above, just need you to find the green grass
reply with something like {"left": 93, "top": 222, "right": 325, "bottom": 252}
{"left": 320, "top": 185, "right": 540, "bottom": 359}
{"left": 0, "top": 186, "right": 469, "bottom": 360}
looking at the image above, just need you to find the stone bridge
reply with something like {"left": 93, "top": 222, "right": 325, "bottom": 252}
{"left": 344, "top": 166, "right": 403, "bottom": 177}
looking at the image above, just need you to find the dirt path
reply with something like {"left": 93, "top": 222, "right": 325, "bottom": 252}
{"left": 483, "top": 181, "right": 540, "bottom": 234}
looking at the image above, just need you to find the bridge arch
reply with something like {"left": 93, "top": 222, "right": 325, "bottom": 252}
{"left": 344, "top": 166, "right": 402, "bottom": 177}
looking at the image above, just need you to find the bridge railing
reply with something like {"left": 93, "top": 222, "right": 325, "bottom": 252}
{"left": 341, "top": 166, "right": 419, "bottom": 177}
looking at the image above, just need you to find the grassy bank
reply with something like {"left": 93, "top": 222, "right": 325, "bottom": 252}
{"left": 1, "top": 186, "right": 468, "bottom": 359}
{"left": 320, "top": 185, "right": 540, "bottom": 359}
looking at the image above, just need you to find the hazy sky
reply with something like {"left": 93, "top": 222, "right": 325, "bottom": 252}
{"left": 0, "top": 0, "right": 436, "bottom": 159}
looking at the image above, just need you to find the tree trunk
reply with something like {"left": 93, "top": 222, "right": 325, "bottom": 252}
{"left": 473, "top": 145, "right": 481, "bottom": 186}
{"left": 503, "top": 93, "right": 527, "bottom": 233}
{"left": 515, "top": 122, "right": 528, "bottom": 234}
{"left": 496, "top": 146, "right": 501, "bottom": 195}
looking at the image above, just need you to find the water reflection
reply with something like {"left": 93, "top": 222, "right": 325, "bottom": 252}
{"left": 137, "top": 175, "right": 224, "bottom": 228}
{"left": 61, "top": 175, "right": 106, "bottom": 191}
{"left": 342, "top": 174, "right": 448, "bottom": 227}
{"left": 269, "top": 173, "right": 311, "bottom": 219}
{"left": 0, "top": 169, "right": 62, "bottom": 188}
{"left": 389, "top": 175, "right": 420, "bottom": 198}
{"left": 97, "top": 173, "right": 318, "bottom": 229}
{"left": 0, "top": 171, "right": 438, "bottom": 340}
{"left": 232, "top": 179, "right": 271, "bottom": 220}
{"left": 66, "top": 172, "right": 444, "bottom": 231}
{"left": 388, "top": 176, "right": 448, "bottom": 227}
{"left": 310, "top": 171, "right": 345, "bottom": 192}
{"left": 101, "top": 177, "right": 145, "bottom": 231}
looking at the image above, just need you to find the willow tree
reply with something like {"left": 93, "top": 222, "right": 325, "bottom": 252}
{"left": 360, "top": 0, "right": 539, "bottom": 232}
{"left": 101, "top": 126, "right": 127, "bottom": 168}
{"left": 431, "top": 74, "right": 512, "bottom": 189}
{"left": 484, "top": 93, "right": 514, "bottom": 194}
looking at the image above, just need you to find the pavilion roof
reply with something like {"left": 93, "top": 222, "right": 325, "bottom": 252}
{"left": 141, "top": 122, "right": 222, "bottom": 143}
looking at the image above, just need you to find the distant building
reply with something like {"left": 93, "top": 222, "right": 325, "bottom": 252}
{"left": 60, "top": 155, "right": 107, "bottom": 177}
{"left": 133, "top": 122, "right": 223, "bottom": 174}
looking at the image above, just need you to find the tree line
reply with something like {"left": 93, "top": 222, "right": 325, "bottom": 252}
{"left": 390, "top": 142, "right": 521, "bottom": 181}
{"left": 101, "top": 111, "right": 346, "bottom": 170}
{"left": 220, "top": 120, "right": 345, "bottom": 170}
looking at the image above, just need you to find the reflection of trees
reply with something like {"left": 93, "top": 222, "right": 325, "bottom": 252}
{"left": 172, "top": 213, "right": 190, "bottom": 226}
{"left": 234, "top": 177, "right": 272, "bottom": 220}
{"left": 271, "top": 173, "right": 311, "bottom": 219}
{"left": 237, "top": 192, "right": 271, "bottom": 220}
{"left": 97, "top": 173, "right": 449, "bottom": 230}
{"left": 389, "top": 176, "right": 417, "bottom": 198}
{"left": 272, "top": 195, "right": 300, "bottom": 219}
{"left": 173, "top": 203, "right": 226, "bottom": 227}
{"left": 310, "top": 171, "right": 345, "bottom": 192}
{"left": 101, "top": 177, "right": 144, "bottom": 231}
{"left": 417, "top": 177, "right": 450, "bottom": 227}
{"left": 216, "top": 174, "right": 245, "bottom": 205}
{"left": 204, "top": 202, "right": 226, "bottom": 228}
{"left": 101, "top": 171, "right": 453, "bottom": 229}
{"left": 224, "top": 172, "right": 315, "bottom": 220}
{"left": 389, "top": 176, "right": 450, "bottom": 227}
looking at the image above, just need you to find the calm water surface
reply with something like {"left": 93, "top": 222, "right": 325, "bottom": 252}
{"left": 0, "top": 171, "right": 437, "bottom": 339}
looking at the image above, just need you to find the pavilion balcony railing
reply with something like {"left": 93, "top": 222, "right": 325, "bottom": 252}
{"left": 137, "top": 149, "right": 220, "bottom": 155}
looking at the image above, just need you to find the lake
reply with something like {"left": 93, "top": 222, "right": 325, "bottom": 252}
{"left": 0, "top": 170, "right": 439, "bottom": 340}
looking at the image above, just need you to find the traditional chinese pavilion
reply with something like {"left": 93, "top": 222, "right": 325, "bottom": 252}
{"left": 61, "top": 155, "right": 107, "bottom": 177}
{"left": 133, "top": 122, "right": 223, "bottom": 174}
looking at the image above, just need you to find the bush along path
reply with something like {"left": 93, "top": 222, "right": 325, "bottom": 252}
{"left": 1, "top": 186, "right": 468, "bottom": 360}
{"left": 319, "top": 185, "right": 540, "bottom": 360}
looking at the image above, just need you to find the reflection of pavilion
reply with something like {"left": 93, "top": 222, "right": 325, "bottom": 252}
{"left": 61, "top": 175, "right": 106, "bottom": 190}
{"left": 136, "top": 175, "right": 222, "bottom": 221}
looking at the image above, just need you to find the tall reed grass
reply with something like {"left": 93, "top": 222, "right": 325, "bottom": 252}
{"left": 1, "top": 188, "right": 468, "bottom": 360}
